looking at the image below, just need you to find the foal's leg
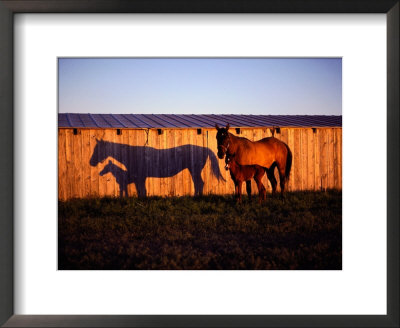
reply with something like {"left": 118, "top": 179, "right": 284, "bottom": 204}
{"left": 237, "top": 181, "right": 243, "bottom": 203}
{"left": 246, "top": 180, "right": 252, "bottom": 201}
{"left": 234, "top": 183, "right": 239, "bottom": 202}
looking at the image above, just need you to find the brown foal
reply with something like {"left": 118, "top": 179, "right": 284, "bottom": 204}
{"left": 225, "top": 153, "right": 266, "bottom": 203}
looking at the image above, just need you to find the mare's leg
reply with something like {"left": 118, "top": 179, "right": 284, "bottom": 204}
{"left": 277, "top": 163, "right": 287, "bottom": 196}
{"left": 246, "top": 180, "right": 252, "bottom": 201}
{"left": 266, "top": 165, "right": 277, "bottom": 195}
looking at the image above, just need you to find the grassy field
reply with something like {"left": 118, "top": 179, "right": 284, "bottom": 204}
{"left": 58, "top": 191, "right": 342, "bottom": 270}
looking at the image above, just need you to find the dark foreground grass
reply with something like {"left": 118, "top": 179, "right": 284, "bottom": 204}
{"left": 58, "top": 191, "right": 341, "bottom": 270}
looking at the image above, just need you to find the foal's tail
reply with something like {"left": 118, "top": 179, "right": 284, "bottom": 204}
{"left": 285, "top": 144, "right": 293, "bottom": 182}
{"left": 208, "top": 149, "right": 226, "bottom": 182}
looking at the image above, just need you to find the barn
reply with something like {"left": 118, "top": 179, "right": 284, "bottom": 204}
{"left": 58, "top": 114, "right": 342, "bottom": 200}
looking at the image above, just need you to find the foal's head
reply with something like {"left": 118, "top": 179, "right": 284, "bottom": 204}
{"left": 224, "top": 153, "right": 236, "bottom": 171}
{"left": 215, "top": 123, "right": 230, "bottom": 159}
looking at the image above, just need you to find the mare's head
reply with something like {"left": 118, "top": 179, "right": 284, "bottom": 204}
{"left": 224, "top": 152, "right": 236, "bottom": 171}
{"left": 215, "top": 123, "right": 230, "bottom": 159}
{"left": 99, "top": 160, "right": 113, "bottom": 176}
{"left": 89, "top": 138, "right": 108, "bottom": 166}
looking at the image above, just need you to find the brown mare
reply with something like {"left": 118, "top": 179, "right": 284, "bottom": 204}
{"left": 225, "top": 153, "right": 266, "bottom": 203}
{"left": 216, "top": 123, "right": 292, "bottom": 194}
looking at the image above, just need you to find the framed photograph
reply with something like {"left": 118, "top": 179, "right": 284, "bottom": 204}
{"left": 1, "top": 1, "right": 398, "bottom": 327}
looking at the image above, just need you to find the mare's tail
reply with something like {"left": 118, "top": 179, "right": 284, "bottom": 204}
{"left": 208, "top": 149, "right": 226, "bottom": 182}
{"left": 285, "top": 144, "right": 292, "bottom": 182}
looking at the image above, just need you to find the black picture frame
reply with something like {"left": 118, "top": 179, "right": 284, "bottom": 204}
{"left": 0, "top": 1, "right": 398, "bottom": 327}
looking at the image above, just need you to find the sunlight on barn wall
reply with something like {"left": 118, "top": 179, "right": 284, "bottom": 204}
{"left": 58, "top": 127, "right": 342, "bottom": 200}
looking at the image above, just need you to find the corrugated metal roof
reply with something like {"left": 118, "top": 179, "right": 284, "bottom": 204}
{"left": 59, "top": 114, "right": 342, "bottom": 128}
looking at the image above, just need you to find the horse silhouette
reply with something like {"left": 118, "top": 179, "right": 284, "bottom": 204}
{"left": 100, "top": 160, "right": 129, "bottom": 197}
{"left": 90, "top": 139, "right": 225, "bottom": 197}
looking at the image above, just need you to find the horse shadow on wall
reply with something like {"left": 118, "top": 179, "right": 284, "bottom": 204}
{"left": 90, "top": 139, "right": 225, "bottom": 197}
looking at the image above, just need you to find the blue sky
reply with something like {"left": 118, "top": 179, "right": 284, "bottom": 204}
{"left": 58, "top": 58, "right": 341, "bottom": 115}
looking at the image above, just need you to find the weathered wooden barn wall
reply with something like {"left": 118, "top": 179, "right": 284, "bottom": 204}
{"left": 58, "top": 127, "right": 342, "bottom": 200}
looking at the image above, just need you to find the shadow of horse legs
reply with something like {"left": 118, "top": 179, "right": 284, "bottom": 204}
{"left": 192, "top": 172, "right": 204, "bottom": 196}
{"left": 135, "top": 178, "right": 147, "bottom": 198}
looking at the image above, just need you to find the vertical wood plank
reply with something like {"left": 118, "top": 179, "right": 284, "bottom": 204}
{"left": 96, "top": 130, "right": 106, "bottom": 198}
{"left": 81, "top": 129, "right": 91, "bottom": 198}
{"left": 207, "top": 128, "right": 221, "bottom": 195}
{"left": 152, "top": 129, "right": 159, "bottom": 197}
{"left": 89, "top": 130, "right": 98, "bottom": 198}
{"left": 201, "top": 129, "right": 209, "bottom": 196}
{"left": 127, "top": 130, "right": 138, "bottom": 197}
{"left": 183, "top": 129, "right": 190, "bottom": 196}
{"left": 69, "top": 129, "right": 76, "bottom": 198}
{"left": 65, "top": 129, "right": 72, "bottom": 199}
{"left": 293, "top": 129, "right": 301, "bottom": 191}
{"left": 328, "top": 128, "right": 335, "bottom": 189}
{"left": 145, "top": 129, "right": 153, "bottom": 197}
{"left": 211, "top": 128, "right": 220, "bottom": 196}
{"left": 287, "top": 128, "right": 295, "bottom": 192}
{"left": 197, "top": 128, "right": 206, "bottom": 196}
{"left": 314, "top": 128, "right": 321, "bottom": 191}
{"left": 166, "top": 129, "right": 174, "bottom": 196}
{"left": 279, "top": 128, "right": 289, "bottom": 192}
{"left": 188, "top": 129, "right": 195, "bottom": 196}
{"left": 68, "top": 129, "right": 76, "bottom": 198}
{"left": 158, "top": 129, "right": 166, "bottom": 196}
{"left": 121, "top": 130, "right": 128, "bottom": 196}
{"left": 111, "top": 129, "right": 119, "bottom": 197}
{"left": 195, "top": 129, "right": 205, "bottom": 196}
{"left": 194, "top": 129, "right": 203, "bottom": 196}
{"left": 320, "top": 129, "right": 328, "bottom": 191}
{"left": 201, "top": 129, "right": 209, "bottom": 195}
{"left": 175, "top": 129, "right": 183, "bottom": 196}
{"left": 58, "top": 130, "right": 66, "bottom": 200}
{"left": 301, "top": 129, "right": 308, "bottom": 191}
{"left": 138, "top": 129, "right": 147, "bottom": 197}
{"left": 113, "top": 129, "right": 122, "bottom": 198}
{"left": 333, "top": 129, "right": 338, "bottom": 189}
{"left": 72, "top": 129, "right": 82, "bottom": 198}
{"left": 149, "top": 129, "right": 160, "bottom": 197}
{"left": 307, "top": 128, "right": 315, "bottom": 190}
{"left": 123, "top": 129, "right": 130, "bottom": 197}
{"left": 102, "top": 129, "right": 114, "bottom": 197}
{"left": 338, "top": 128, "right": 342, "bottom": 189}
{"left": 109, "top": 130, "right": 117, "bottom": 198}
